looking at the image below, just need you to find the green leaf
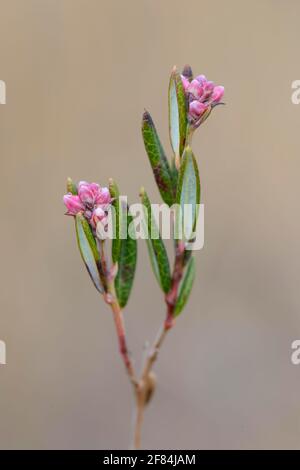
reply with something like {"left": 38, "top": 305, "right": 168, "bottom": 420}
{"left": 142, "top": 110, "right": 175, "bottom": 206}
{"left": 115, "top": 206, "right": 137, "bottom": 308}
{"left": 66, "top": 177, "right": 77, "bottom": 195}
{"left": 140, "top": 188, "right": 171, "bottom": 293}
{"left": 170, "top": 156, "right": 178, "bottom": 191}
{"left": 183, "top": 246, "right": 193, "bottom": 266}
{"left": 109, "top": 178, "right": 121, "bottom": 264}
{"left": 168, "top": 67, "right": 188, "bottom": 160}
{"left": 174, "top": 257, "right": 196, "bottom": 316}
{"left": 176, "top": 146, "right": 200, "bottom": 241}
{"left": 75, "top": 213, "right": 104, "bottom": 293}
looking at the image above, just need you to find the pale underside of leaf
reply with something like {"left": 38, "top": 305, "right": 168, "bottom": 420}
{"left": 169, "top": 69, "right": 188, "bottom": 159}
{"left": 174, "top": 256, "right": 196, "bottom": 316}
{"left": 176, "top": 147, "right": 200, "bottom": 241}
{"left": 75, "top": 214, "right": 104, "bottom": 293}
{"left": 169, "top": 78, "right": 180, "bottom": 157}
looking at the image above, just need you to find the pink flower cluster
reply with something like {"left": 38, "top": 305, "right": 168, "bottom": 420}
{"left": 181, "top": 74, "right": 224, "bottom": 128}
{"left": 63, "top": 181, "right": 111, "bottom": 230}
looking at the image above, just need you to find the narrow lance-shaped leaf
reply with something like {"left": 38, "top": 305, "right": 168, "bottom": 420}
{"left": 142, "top": 110, "right": 175, "bottom": 206}
{"left": 174, "top": 256, "right": 196, "bottom": 316}
{"left": 176, "top": 146, "right": 200, "bottom": 242}
{"left": 109, "top": 178, "right": 121, "bottom": 264}
{"left": 140, "top": 188, "right": 171, "bottom": 293}
{"left": 183, "top": 245, "right": 193, "bottom": 267}
{"left": 115, "top": 205, "right": 137, "bottom": 308}
{"left": 75, "top": 213, "right": 104, "bottom": 293}
{"left": 168, "top": 67, "right": 188, "bottom": 160}
{"left": 170, "top": 155, "right": 178, "bottom": 191}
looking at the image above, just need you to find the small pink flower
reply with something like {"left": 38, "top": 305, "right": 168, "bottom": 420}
{"left": 64, "top": 180, "right": 112, "bottom": 232}
{"left": 90, "top": 206, "right": 107, "bottom": 228}
{"left": 188, "top": 79, "right": 203, "bottom": 100}
{"left": 84, "top": 209, "right": 93, "bottom": 220}
{"left": 211, "top": 85, "right": 224, "bottom": 104}
{"left": 96, "top": 187, "right": 111, "bottom": 205}
{"left": 195, "top": 74, "right": 207, "bottom": 85}
{"left": 181, "top": 68, "right": 224, "bottom": 128}
{"left": 63, "top": 194, "right": 84, "bottom": 215}
{"left": 189, "top": 101, "right": 208, "bottom": 119}
{"left": 78, "top": 181, "right": 102, "bottom": 206}
{"left": 202, "top": 80, "right": 215, "bottom": 99}
{"left": 78, "top": 181, "right": 112, "bottom": 207}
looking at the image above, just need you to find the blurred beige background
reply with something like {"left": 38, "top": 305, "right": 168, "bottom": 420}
{"left": 1, "top": 0, "right": 300, "bottom": 449}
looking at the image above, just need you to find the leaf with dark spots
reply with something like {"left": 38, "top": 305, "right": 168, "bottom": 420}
{"left": 142, "top": 110, "right": 175, "bottom": 206}
{"left": 140, "top": 188, "right": 171, "bottom": 293}
{"left": 115, "top": 207, "right": 137, "bottom": 308}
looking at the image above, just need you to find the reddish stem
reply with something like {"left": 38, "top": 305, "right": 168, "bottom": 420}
{"left": 133, "top": 241, "right": 187, "bottom": 448}
{"left": 111, "top": 300, "right": 136, "bottom": 384}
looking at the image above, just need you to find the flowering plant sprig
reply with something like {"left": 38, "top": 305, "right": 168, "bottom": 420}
{"left": 63, "top": 64, "right": 224, "bottom": 448}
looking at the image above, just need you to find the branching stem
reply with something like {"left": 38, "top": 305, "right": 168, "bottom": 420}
{"left": 101, "top": 232, "right": 186, "bottom": 449}
{"left": 132, "top": 240, "right": 186, "bottom": 449}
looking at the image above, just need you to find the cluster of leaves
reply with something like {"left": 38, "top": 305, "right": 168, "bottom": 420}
{"left": 68, "top": 178, "right": 137, "bottom": 309}
{"left": 141, "top": 65, "right": 199, "bottom": 316}
{"left": 70, "top": 65, "right": 199, "bottom": 315}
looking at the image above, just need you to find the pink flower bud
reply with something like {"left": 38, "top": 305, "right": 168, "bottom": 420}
{"left": 90, "top": 206, "right": 106, "bottom": 229}
{"left": 95, "top": 187, "right": 111, "bottom": 205}
{"left": 63, "top": 194, "right": 84, "bottom": 215}
{"left": 181, "top": 75, "right": 190, "bottom": 92}
{"left": 211, "top": 85, "right": 224, "bottom": 104}
{"left": 64, "top": 179, "right": 112, "bottom": 233}
{"left": 195, "top": 74, "right": 207, "bottom": 85}
{"left": 84, "top": 209, "right": 93, "bottom": 220}
{"left": 183, "top": 71, "right": 224, "bottom": 128}
{"left": 202, "top": 81, "right": 215, "bottom": 100}
{"left": 188, "top": 79, "right": 203, "bottom": 99}
{"left": 189, "top": 101, "right": 208, "bottom": 119}
{"left": 78, "top": 181, "right": 101, "bottom": 206}
{"left": 203, "top": 80, "right": 214, "bottom": 91}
